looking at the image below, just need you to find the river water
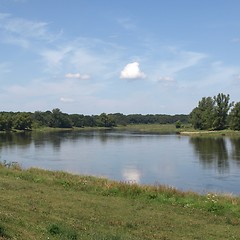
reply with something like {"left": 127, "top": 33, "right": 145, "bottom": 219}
{"left": 0, "top": 130, "right": 240, "bottom": 195}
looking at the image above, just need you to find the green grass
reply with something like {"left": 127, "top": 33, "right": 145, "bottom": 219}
{"left": 1, "top": 163, "right": 240, "bottom": 239}
{"left": 115, "top": 124, "right": 240, "bottom": 137}
{"left": 180, "top": 129, "right": 240, "bottom": 137}
{"left": 5, "top": 123, "right": 240, "bottom": 137}
{"left": 114, "top": 124, "right": 192, "bottom": 133}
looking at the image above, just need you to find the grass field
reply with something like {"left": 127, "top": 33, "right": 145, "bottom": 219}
{"left": 1, "top": 163, "right": 240, "bottom": 239}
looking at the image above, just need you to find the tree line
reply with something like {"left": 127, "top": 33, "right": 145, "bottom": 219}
{"left": 1, "top": 93, "right": 239, "bottom": 132}
{"left": 190, "top": 93, "right": 240, "bottom": 130}
{"left": 0, "top": 108, "right": 189, "bottom": 131}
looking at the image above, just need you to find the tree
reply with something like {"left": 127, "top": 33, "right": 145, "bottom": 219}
{"left": 49, "top": 108, "right": 72, "bottom": 128}
{"left": 96, "top": 113, "right": 116, "bottom": 127}
{"left": 229, "top": 102, "right": 240, "bottom": 130}
{"left": 69, "top": 114, "right": 84, "bottom": 127}
{"left": 175, "top": 120, "right": 182, "bottom": 129}
{"left": 213, "top": 93, "right": 233, "bottom": 130}
{"left": 13, "top": 113, "right": 32, "bottom": 130}
{"left": 189, "top": 97, "right": 215, "bottom": 130}
{"left": 190, "top": 93, "right": 234, "bottom": 130}
{"left": 0, "top": 114, "right": 12, "bottom": 131}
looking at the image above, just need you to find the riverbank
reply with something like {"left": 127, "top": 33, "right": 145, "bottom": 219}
{"left": 1, "top": 124, "right": 240, "bottom": 138}
{"left": 32, "top": 124, "right": 187, "bottom": 133}
{"left": 180, "top": 129, "right": 240, "bottom": 137}
{"left": 1, "top": 164, "right": 240, "bottom": 239}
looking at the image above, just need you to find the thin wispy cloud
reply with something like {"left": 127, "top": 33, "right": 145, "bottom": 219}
{"left": 117, "top": 18, "right": 136, "bottom": 30}
{"left": 60, "top": 97, "right": 74, "bottom": 103}
{"left": 0, "top": 13, "right": 61, "bottom": 49}
{"left": 157, "top": 49, "right": 207, "bottom": 76}
{"left": 41, "top": 47, "right": 72, "bottom": 70}
{"left": 158, "top": 76, "right": 176, "bottom": 86}
{"left": 0, "top": 62, "right": 11, "bottom": 74}
{"left": 65, "top": 73, "right": 90, "bottom": 80}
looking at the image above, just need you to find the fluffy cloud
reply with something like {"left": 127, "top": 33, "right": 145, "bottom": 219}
{"left": 120, "top": 62, "right": 146, "bottom": 79}
{"left": 65, "top": 73, "right": 90, "bottom": 80}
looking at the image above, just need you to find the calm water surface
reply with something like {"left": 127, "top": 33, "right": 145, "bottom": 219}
{"left": 1, "top": 130, "right": 240, "bottom": 195}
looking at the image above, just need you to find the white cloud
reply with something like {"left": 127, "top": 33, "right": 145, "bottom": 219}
{"left": 120, "top": 62, "right": 146, "bottom": 79}
{"left": 41, "top": 47, "right": 72, "bottom": 69}
{"left": 60, "top": 97, "right": 74, "bottom": 103}
{"left": 0, "top": 13, "right": 61, "bottom": 48}
{"left": 65, "top": 73, "right": 90, "bottom": 80}
{"left": 157, "top": 76, "right": 176, "bottom": 86}
{"left": 157, "top": 50, "right": 207, "bottom": 76}
{"left": 158, "top": 76, "right": 174, "bottom": 82}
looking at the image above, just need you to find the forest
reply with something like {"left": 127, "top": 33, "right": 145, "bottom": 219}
{"left": 1, "top": 93, "right": 239, "bottom": 132}
{"left": 0, "top": 108, "right": 189, "bottom": 131}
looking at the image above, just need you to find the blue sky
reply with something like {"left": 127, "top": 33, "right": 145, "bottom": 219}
{"left": 0, "top": 0, "right": 240, "bottom": 114}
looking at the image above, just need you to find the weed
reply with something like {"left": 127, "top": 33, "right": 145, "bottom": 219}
{"left": 49, "top": 223, "right": 61, "bottom": 235}
{"left": 0, "top": 224, "right": 10, "bottom": 239}
{"left": 48, "top": 223, "right": 78, "bottom": 239}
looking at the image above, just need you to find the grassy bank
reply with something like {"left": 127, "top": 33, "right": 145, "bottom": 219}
{"left": 180, "top": 130, "right": 240, "bottom": 137}
{"left": 3, "top": 124, "right": 240, "bottom": 137}
{"left": 114, "top": 124, "right": 192, "bottom": 134}
{"left": 1, "top": 164, "right": 240, "bottom": 239}
{"left": 32, "top": 124, "right": 189, "bottom": 134}
{"left": 115, "top": 124, "right": 240, "bottom": 137}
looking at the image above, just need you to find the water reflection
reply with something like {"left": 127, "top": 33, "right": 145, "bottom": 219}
{"left": 231, "top": 138, "right": 240, "bottom": 163}
{"left": 189, "top": 137, "right": 229, "bottom": 173}
{"left": 122, "top": 168, "right": 141, "bottom": 183}
{"left": 0, "top": 132, "right": 32, "bottom": 149}
{"left": 1, "top": 131, "right": 240, "bottom": 194}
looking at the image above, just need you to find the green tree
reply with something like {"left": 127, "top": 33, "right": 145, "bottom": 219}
{"left": 175, "top": 120, "right": 182, "bottom": 129}
{"left": 213, "top": 93, "right": 233, "bottom": 130}
{"left": 189, "top": 97, "right": 215, "bottom": 130}
{"left": 229, "top": 102, "right": 240, "bottom": 130}
{"left": 13, "top": 113, "right": 32, "bottom": 130}
{"left": 49, "top": 108, "right": 72, "bottom": 128}
{"left": 0, "top": 114, "right": 12, "bottom": 131}
{"left": 69, "top": 114, "right": 84, "bottom": 127}
{"left": 97, "top": 113, "right": 116, "bottom": 127}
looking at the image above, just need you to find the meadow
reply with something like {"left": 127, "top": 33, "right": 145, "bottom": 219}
{"left": 1, "top": 163, "right": 240, "bottom": 239}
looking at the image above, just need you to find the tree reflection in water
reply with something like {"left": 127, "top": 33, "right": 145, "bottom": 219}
{"left": 189, "top": 137, "right": 229, "bottom": 174}
{"left": 0, "top": 132, "right": 32, "bottom": 149}
{"left": 230, "top": 138, "right": 240, "bottom": 163}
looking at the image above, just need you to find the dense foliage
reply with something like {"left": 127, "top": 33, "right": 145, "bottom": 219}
{"left": 0, "top": 108, "right": 189, "bottom": 131}
{"left": 190, "top": 93, "right": 240, "bottom": 130}
{"left": 229, "top": 102, "right": 240, "bottom": 130}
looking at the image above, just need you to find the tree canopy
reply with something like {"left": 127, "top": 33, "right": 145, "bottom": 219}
{"left": 190, "top": 93, "right": 236, "bottom": 130}
{"left": 229, "top": 102, "right": 240, "bottom": 130}
{"left": 0, "top": 109, "right": 189, "bottom": 132}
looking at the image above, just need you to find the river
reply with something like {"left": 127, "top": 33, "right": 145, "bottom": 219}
{"left": 0, "top": 130, "right": 240, "bottom": 195}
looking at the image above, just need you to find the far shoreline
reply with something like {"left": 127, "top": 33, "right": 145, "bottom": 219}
{"left": 1, "top": 123, "right": 240, "bottom": 137}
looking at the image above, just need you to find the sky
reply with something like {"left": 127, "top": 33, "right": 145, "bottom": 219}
{"left": 0, "top": 0, "right": 240, "bottom": 115}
